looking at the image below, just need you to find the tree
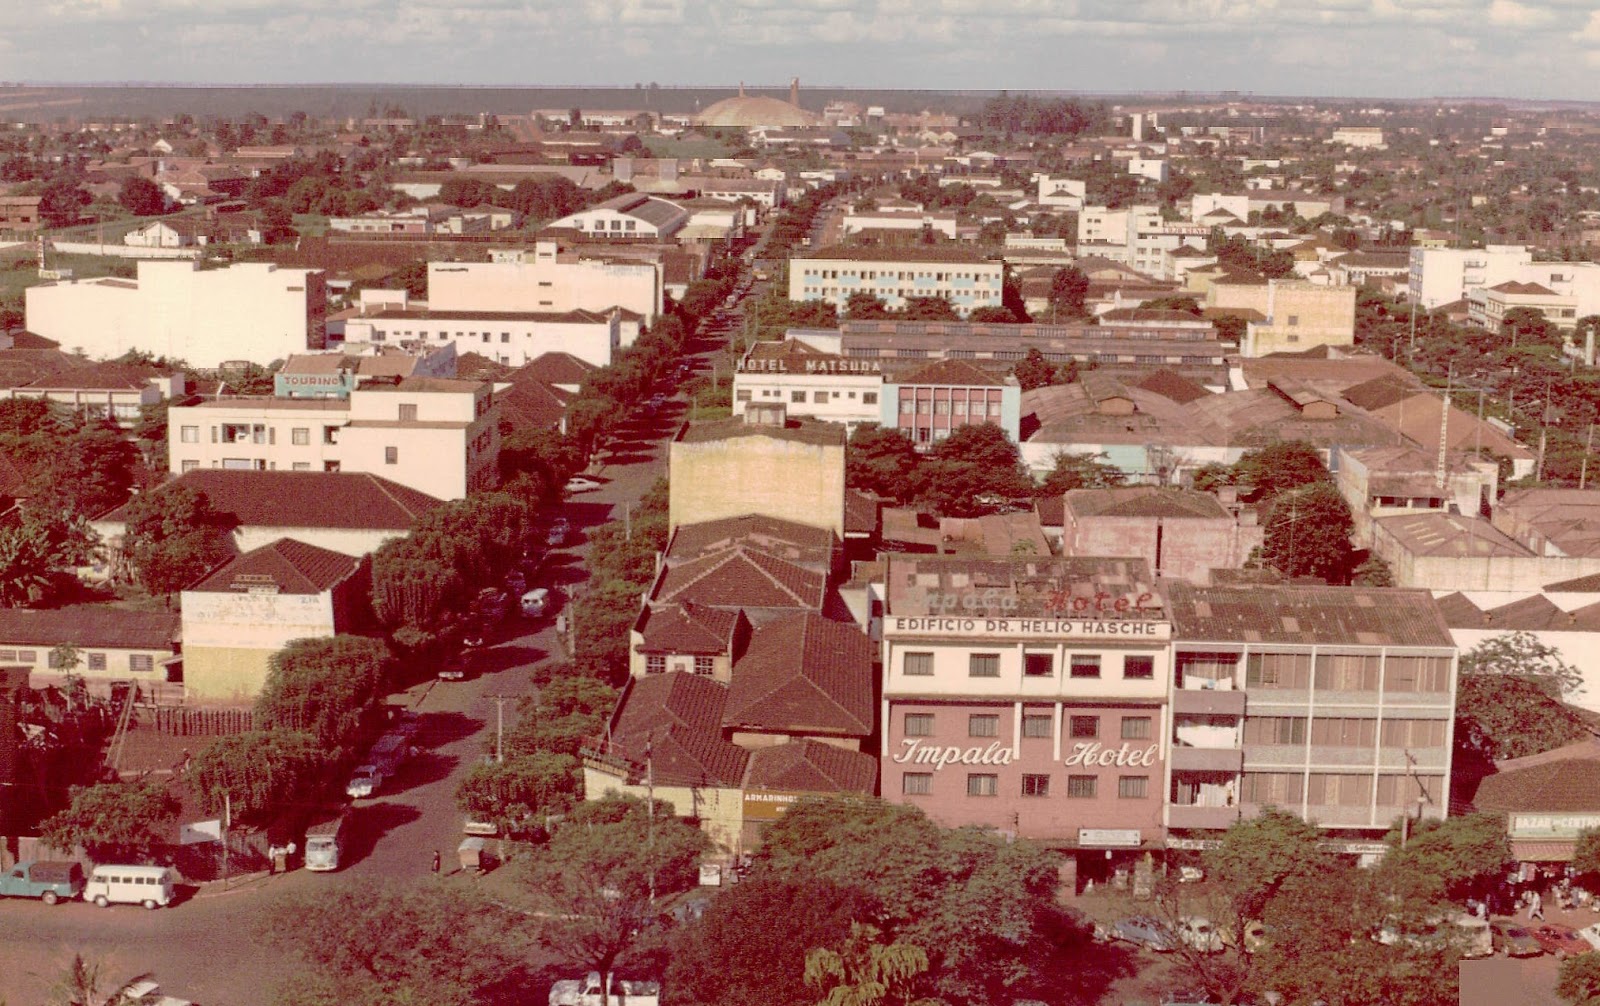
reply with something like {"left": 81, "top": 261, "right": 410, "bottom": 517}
{"left": 116, "top": 176, "right": 166, "bottom": 216}
{"left": 256, "top": 636, "right": 392, "bottom": 756}
{"left": 1558, "top": 952, "right": 1600, "bottom": 1005}
{"left": 262, "top": 880, "right": 530, "bottom": 1006}
{"left": 528, "top": 795, "right": 711, "bottom": 1006}
{"left": 1260, "top": 483, "right": 1354, "bottom": 582}
{"left": 1231, "top": 440, "right": 1329, "bottom": 503}
{"left": 1036, "top": 450, "right": 1126, "bottom": 496}
{"left": 916, "top": 423, "right": 1034, "bottom": 517}
{"left": 1350, "top": 554, "right": 1395, "bottom": 587}
{"left": 1380, "top": 813, "right": 1511, "bottom": 904}
{"left": 28, "top": 415, "right": 138, "bottom": 520}
{"left": 189, "top": 730, "right": 329, "bottom": 823}
{"left": 1456, "top": 632, "right": 1587, "bottom": 760}
{"left": 1575, "top": 827, "right": 1600, "bottom": 884}
{"left": 0, "top": 507, "right": 97, "bottom": 608}
{"left": 846, "top": 292, "right": 892, "bottom": 321}
{"left": 1138, "top": 295, "right": 1203, "bottom": 315}
{"left": 505, "top": 671, "right": 616, "bottom": 759}
{"left": 40, "top": 779, "right": 179, "bottom": 862}
{"left": 1011, "top": 347, "right": 1058, "bottom": 391}
{"left": 900, "top": 296, "right": 959, "bottom": 322}
{"left": 1047, "top": 266, "right": 1090, "bottom": 320}
{"left": 845, "top": 425, "right": 922, "bottom": 502}
{"left": 119, "top": 484, "right": 238, "bottom": 595}
{"left": 38, "top": 180, "right": 90, "bottom": 228}
{"left": 755, "top": 798, "right": 1094, "bottom": 1006}
{"left": 804, "top": 923, "right": 936, "bottom": 1006}
{"left": 967, "top": 305, "right": 1020, "bottom": 323}
{"left": 666, "top": 875, "right": 877, "bottom": 1006}
{"left": 47, "top": 953, "right": 154, "bottom": 1006}
{"left": 454, "top": 752, "right": 578, "bottom": 833}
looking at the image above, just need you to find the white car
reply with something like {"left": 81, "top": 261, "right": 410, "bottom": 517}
{"left": 1178, "top": 916, "right": 1225, "bottom": 954}
{"left": 546, "top": 518, "right": 571, "bottom": 546}
{"left": 564, "top": 476, "right": 602, "bottom": 494}
{"left": 1577, "top": 922, "right": 1600, "bottom": 951}
{"left": 346, "top": 765, "right": 382, "bottom": 799}
{"left": 521, "top": 587, "right": 552, "bottom": 618}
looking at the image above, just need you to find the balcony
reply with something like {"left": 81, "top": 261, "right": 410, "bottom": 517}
{"left": 1167, "top": 805, "right": 1239, "bottom": 830}
{"left": 1172, "top": 689, "right": 1246, "bottom": 716}
{"left": 1171, "top": 746, "right": 1243, "bottom": 773}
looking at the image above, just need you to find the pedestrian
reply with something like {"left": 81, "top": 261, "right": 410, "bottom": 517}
{"left": 431, "top": 849, "right": 441, "bottom": 874}
{"left": 1530, "top": 889, "right": 1545, "bottom": 920}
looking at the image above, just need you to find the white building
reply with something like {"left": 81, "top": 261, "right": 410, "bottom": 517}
{"left": 166, "top": 376, "right": 503, "bottom": 500}
{"left": 841, "top": 207, "right": 959, "bottom": 240}
{"left": 1407, "top": 245, "right": 1533, "bottom": 309}
{"left": 1037, "top": 176, "right": 1087, "bottom": 210}
{"left": 732, "top": 336, "right": 883, "bottom": 430}
{"left": 1127, "top": 158, "right": 1169, "bottom": 183}
{"left": 428, "top": 241, "right": 662, "bottom": 325}
{"left": 1330, "top": 127, "right": 1386, "bottom": 148}
{"left": 548, "top": 192, "right": 688, "bottom": 241}
{"left": 342, "top": 307, "right": 622, "bottom": 368}
{"left": 1077, "top": 205, "right": 1206, "bottom": 277}
{"left": 25, "top": 261, "right": 328, "bottom": 368}
{"left": 789, "top": 247, "right": 1004, "bottom": 317}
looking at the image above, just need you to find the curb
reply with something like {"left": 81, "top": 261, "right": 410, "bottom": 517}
{"left": 190, "top": 870, "right": 273, "bottom": 899}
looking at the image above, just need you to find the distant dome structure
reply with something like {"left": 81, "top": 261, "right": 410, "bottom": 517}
{"left": 695, "top": 78, "right": 819, "bottom": 129}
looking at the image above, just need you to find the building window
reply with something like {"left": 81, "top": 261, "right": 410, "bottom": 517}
{"left": 1118, "top": 776, "right": 1149, "bottom": 799}
{"left": 398, "top": 404, "right": 418, "bottom": 422}
{"left": 129, "top": 654, "right": 153, "bottom": 673}
{"left": 324, "top": 426, "right": 340, "bottom": 445}
{"left": 1244, "top": 716, "right": 1308, "bottom": 745}
{"left": 1241, "top": 771, "right": 1305, "bottom": 804}
{"left": 17, "top": 650, "right": 34, "bottom": 664}
{"left": 385, "top": 446, "right": 398, "bottom": 465}
{"left": 292, "top": 462, "right": 311, "bottom": 471}
{"left": 1024, "top": 652, "right": 1054, "bottom": 677}
{"left": 1124, "top": 655, "right": 1154, "bottom": 680}
{"left": 1246, "top": 652, "right": 1312, "bottom": 689}
{"left": 47, "top": 649, "right": 73, "bottom": 669}
{"left": 903, "top": 773, "right": 933, "bottom": 795}
{"left": 967, "top": 774, "right": 999, "bottom": 797}
{"left": 735, "top": 390, "right": 752, "bottom": 402}
{"left": 903, "top": 652, "right": 933, "bottom": 676}
{"left": 291, "top": 427, "right": 309, "bottom": 446}
{"left": 694, "top": 656, "right": 714, "bottom": 676}
{"left": 1069, "top": 715, "right": 1099, "bottom": 738}
{"left": 864, "top": 392, "right": 878, "bottom": 405}
{"left": 180, "top": 460, "right": 199, "bottom": 472}
{"left": 1067, "top": 775, "right": 1097, "bottom": 798}
{"left": 87, "top": 653, "right": 107, "bottom": 671}
{"left": 501, "top": 333, "right": 511, "bottom": 343}
{"left": 180, "top": 425, "right": 199, "bottom": 443}
{"left": 792, "top": 390, "right": 806, "bottom": 403}
{"left": 1121, "top": 716, "right": 1152, "bottom": 741}
{"left": 1070, "top": 654, "right": 1101, "bottom": 678}
{"left": 969, "top": 653, "right": 1000, "bottom": 677}
{"left": 968, "top": 714, "right": 999, "bottom": 738}
{"left": 1022, "top": 713, "right": 1053, "bottom": 738}
{"left": 1311, "top": 717, "right": 1378, "bottom": 747}
{"left": 646, "top": 655, "right": 666, "bottom": 674}
{"left": 1022, "top": 774, "right": 1051, "bottom": 797}
{"left": 905, "top": 713, "right": 934, "bottom": 737}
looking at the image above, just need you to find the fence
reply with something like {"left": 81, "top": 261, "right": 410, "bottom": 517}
{"left": 143, "top": 706, "right": 256, "bottom": 737}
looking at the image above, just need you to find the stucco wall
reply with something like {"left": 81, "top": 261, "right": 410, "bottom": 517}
{"left": 668, "top": 436, "right": 844, "bottom": 536}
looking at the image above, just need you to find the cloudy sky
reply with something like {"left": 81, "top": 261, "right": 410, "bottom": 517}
{"left": 7, "top": 0, "right": 1600, "bottom": 99}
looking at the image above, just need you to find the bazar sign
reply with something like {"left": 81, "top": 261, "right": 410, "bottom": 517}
{"left": 887, "top": 616, "right": 1169, "bottom": 640}
{"left": 1510, "top": 814, "right": 1600, "bottom": 838}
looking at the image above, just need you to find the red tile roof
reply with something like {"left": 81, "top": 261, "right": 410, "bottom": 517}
{"left": 725, "top": 612, "right": 873, "bottom": 738}
{"left": 892, "top": 358, "right": 1007, "bottom": 388}
{"left": 99, "top": 470, "right": 445, "bottom": 530}
{"left": 186, "top": 538, "right": 362, "bottom": 595}
{"left": 517, "top": 352, "right": 596, "bottom": 386}
{"left": 744, "top": 739, "right": 877, "bottom": 795}
{"left": 606, "top": 673, "right": 749, "bottom": 787}
{"left": 666, "top": 514, "right": 837, "bottom": 568}
{"left": 635, "top": 602, "right": 747, "bottom": 656}
{"left": 1475, "top": 742, "right": 1600, "bottom": 814}
{"left": 653, "top": 547, "right": 826, "bottom": 611}
{"left": 0, "top": 604, "right": 178, "bottom": 649}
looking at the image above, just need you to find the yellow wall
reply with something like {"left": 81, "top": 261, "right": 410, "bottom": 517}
{"left": 582, "top": 767, "right": 746, "bottom": 855}
{"left": 668, "top": 435, "right": 845, "bottom": 535}
{"left": 181, "top": 646, "right": 275, "bottom": 705}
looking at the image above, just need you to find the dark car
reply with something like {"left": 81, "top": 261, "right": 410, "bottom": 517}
{"left": 1491, "top": 920, "right": 1543, "bottom": 957}
{"left": 1112, "top": 916, "right": 1175, "bottom": 952}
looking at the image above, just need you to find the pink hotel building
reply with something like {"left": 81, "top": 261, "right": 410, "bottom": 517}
{"left": 880, "top": 555, "right": 1170, "bottom": 892}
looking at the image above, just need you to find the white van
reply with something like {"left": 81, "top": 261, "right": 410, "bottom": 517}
{"left": 84, "top": 864, "right": 175, "bottom": 909}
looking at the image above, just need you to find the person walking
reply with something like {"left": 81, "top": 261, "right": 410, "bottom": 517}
{"left": 1529, "top": 889, "right": 1545, "bottom": 920}
{"left": 431, "top": 849, "right": 441, "bottom": 874}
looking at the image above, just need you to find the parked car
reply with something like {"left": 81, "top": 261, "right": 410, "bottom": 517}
{"left": 521, "top": 587, "right": 552, "bottom": 618}
{"left": 1577, "top": 922, "right": 1600, "bottom": 950}
{"left": 1112, "top": 916, "right": 1176, "bottom": 952}
{"left": 565, "top": 476, "right": 602, "bottom": 494}
{"left": 1532, "top": 923, "right": 1593, "bottom": 959}
{"left": 0, "top": 861, "right": 84, "bottom": 904}
{"left": 1491, "top": 920, "right": 1543, "bottom": 957}
{"left": 1178, "top": 916, "right": 1225, "bottom": 954}
{"left": 345, "top": 764, "right": 383, "bottom": 799}
{"left": 546, "top": 518, "right": 571, "bottom": 547}
{"left": 438, "top": 651, "right": 471, "bottom": 681}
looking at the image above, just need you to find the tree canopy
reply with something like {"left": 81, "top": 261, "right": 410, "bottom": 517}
{"left": 845, "top": 425, "right": 922, "bottom": 503}
{"left": 119, "top": 484, "right": 238, "bottom": 596}
{"left": 1455, "top": 631, "right": 1587, "bottom": 760}
{"left": 255, "top": 635, "right": 393, "bottom": 756}
{"left": 40, "top": 779, "right": 179, "bottom": 862}
{"left": 915, "top": 423, "right": 1035, "bottom": 517}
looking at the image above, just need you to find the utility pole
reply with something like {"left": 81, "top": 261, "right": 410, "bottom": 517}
{"left": 490, "top": 694, "right": 509, "bottom": 764}
{"left": 645, "top": 737, "right": 656, "bottom": 905}
{"left": 1582, "top": 424, "right": 1595, "bottom": 490}
{"left": 223, "top": 793, "right": 231, "bottom": 890}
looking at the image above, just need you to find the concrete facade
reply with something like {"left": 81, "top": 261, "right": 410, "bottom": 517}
{"left": 1207, "top": 279, "right": 1355, "bottom": 356}
{"left": 25, "top": 261, "right": 328, "bottom": 368}
{"left": 343, "top": 308, "right": 621, "bottom": 368}
{"left": 427, "top": 243, "right": 662, "bottom": 324}
{"left": 789, "top": 249, "right": 1004, "bottom": 317}
{"left": 1060, "top": 489, "right": 1261, "bottom": 586}
{"left": 667, "top": 411, "right": 847, "bottom": 536}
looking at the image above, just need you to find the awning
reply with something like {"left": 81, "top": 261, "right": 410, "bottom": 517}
{"left": 1512, "top": 840, "right": 1575, "bottom": 863}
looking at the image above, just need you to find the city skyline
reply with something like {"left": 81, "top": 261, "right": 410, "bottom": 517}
{"left": 9, "top": 0, "right": 1600, "bottom": 101}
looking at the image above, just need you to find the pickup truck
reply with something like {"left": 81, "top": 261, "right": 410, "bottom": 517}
{"left": 0, "top": 860, "right": 84, "bottom": 904}
{"left": 548, "top": 973, "right": 659, "bottom": 1006}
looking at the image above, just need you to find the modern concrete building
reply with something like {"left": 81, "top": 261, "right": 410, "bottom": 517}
{"left": 789, "top": 247, "right": 1004, "bottom": 317}
{"left": 25, "top": 261, "right": 328, "bottom": 368}
{"left": 667, "top": 407, "right": 847, "bottom": 536}
{"left": 547, "top": 192, "right": 689, "bottom": 241}
{"left": 881, "top": 359, "right": 1021, "bottom": 447}
{"left": 732, "top": 336, "right": 883, "bottom": 430}
{"left": 1208, "top": 278, "right": 1356, "bottom": 357}
{"left": 342, "top": 306, "right": 622, "bottom": 369}
{"left": 166, "top": 376, "right": 503, "bottom": 500}
{"left": 1165, "top": 584, "right": 1457, "bottom": 859}
{"left": 427, "top": 241, "right": 662, "bottom": 324}
{"left": 879, "top": 555, "right": 1170, "bottom": 892}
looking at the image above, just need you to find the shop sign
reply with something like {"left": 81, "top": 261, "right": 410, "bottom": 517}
{"left": 742, "top": 790, "right": 801, "bottom": 821}
{"left": 887, "top": 616, "right": 1169, "bottom": 640}
{"left": 1079, "top": 828, "right": 1144, "bottom": 848}
{"left": 1318, "top": 840, "right": 1390, "bottom": 857}
{"left": 1166, "top": 837, "right": 1222, "bottom": 851}
{"left": 1064, "top": 742, "right": 1160, "bottom": 768}
{"left": 892, "top": 739, "right": 1014, "bottom": 771}
{"left": 1511, "top": 814, "right": 1600, "bottom": 838}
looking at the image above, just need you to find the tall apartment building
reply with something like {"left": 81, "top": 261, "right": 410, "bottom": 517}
{"left": 1209, "top": 278, "right": 1356, "bottom": 357}
{"left": 25, "top": 261, "right": 327, "bottom": 368}
{"left": 1164, "top": 584, "right": 1456, "bottom": 859}
{"left": 1410, "top": 246, "right": 1600, "bottom": 325}
{"left": 166, "top": 376, "right": 502, "bottom": 500}
{"left": 427, "top": 241, "right": 662, "bottom": 325}
{"left": 788, "top": 247, "right": 1004, "bottom": 317}
{"left": 1076, "top": 205, "right": 1206, "bottom": 277}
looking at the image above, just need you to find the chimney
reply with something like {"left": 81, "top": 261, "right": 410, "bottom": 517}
{"left": 790, "top": 77, "right": 800, "bottom": 108}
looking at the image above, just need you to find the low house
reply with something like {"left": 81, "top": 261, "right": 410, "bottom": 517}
{"left": 0, "top": 606, "right": 181, "bottom": 700}
{"left": 1471, "top": 739, "right": 1600, "bottom": 872}
{"left": 1061, "top": 487, "right": 1260, "bottom": 585}
{"left": 179, "top": 538, "right": 369, "bottom": 704}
